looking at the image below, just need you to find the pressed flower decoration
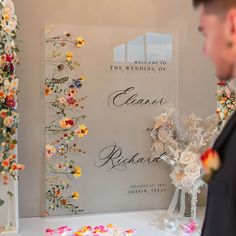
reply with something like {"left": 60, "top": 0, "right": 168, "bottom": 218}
{"left": 45, "top": 224, "right": 136, "bottom": 236}
{"left": 45, "top": 27, "right": 88, "bottom": 215}
{"left": 0, "top": 0, "right": 24, "bottom": 210}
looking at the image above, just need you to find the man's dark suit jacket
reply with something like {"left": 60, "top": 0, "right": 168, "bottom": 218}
{"left": 201, "top": 111, "right": 236, "bottom": 236}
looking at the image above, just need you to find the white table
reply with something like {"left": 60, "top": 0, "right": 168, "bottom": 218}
{"left": 8, "top": 208, "right": 205, "bottom": 236}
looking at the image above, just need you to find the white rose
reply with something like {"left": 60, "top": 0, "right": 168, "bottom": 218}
{"left": 184, "top": 163, "right": 201, "bottom": 180}
{"left": 182, "top": 176, "right": 194, "bottom": 189}
{"left": 179, "top": 151, "right": 196, "bottom": 165}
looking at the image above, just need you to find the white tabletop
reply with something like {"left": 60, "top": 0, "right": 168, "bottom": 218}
{"left": 5, "top": 208, "right": 205, "bottom": 236}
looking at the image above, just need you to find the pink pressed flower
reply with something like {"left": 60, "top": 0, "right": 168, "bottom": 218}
{"left": 57, "top": 226, "right": 71, "bottom": 234}
{"left": 94, "top": 225, "right": 109, "bottom": 233}
{"left": 45, "top": 228, "right": 55, "bottom": 235}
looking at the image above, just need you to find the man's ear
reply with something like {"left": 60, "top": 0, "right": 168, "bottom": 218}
{"left": 225, "top": 9, "right": 236, "bottom": 45}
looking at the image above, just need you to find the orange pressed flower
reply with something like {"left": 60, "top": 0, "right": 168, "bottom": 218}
{"left": 17, "top": 164, "right": 25, "bottom": 171}
{"left": 45, "top": 86, "right": 52, "bottom": 96}
{"left": 2, "top": 175, "right": 9, "bottom": 185}
{"left": 8, "top": 154, "right": 16, "bottom": 161}
{"left": 60, "top": 199, "right": 67, "bottom": 206}
{"left": 0, "top": 110, "right": 8, "bottom": 119}
{"left": 59, "top": 118, "right": 74, "bottom": 129}
{"left": 55, "top": 189, "right": 61, "bottom": 197}
{"left": 10, "top": 162, "right": 18, "bottom": 171}
{"left": 2, "top": 159, "right": 10, "bottom": 168}
{"left": 0, "top": 90, "right": 5, "bottom": 98}
{"left": 10, "top": 143, "right": 16, "bottom": 150}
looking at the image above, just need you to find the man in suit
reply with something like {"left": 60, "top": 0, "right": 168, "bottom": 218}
{"left": 193, "top": 0, "right": 236, "bottom": 235}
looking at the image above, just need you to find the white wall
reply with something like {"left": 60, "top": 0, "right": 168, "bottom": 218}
{"left": 14, "top": 0, "right": 216, "bottom": 217}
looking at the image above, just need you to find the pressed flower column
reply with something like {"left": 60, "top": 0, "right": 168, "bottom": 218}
{"left": 45, "top": 29, "right": 88, "bottom": 215}
{"left": 0, "top": 0, "right": 24, "bottom": 233}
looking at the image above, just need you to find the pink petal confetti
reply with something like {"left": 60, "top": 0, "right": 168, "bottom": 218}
{"left": 180, "top": 220, "right": 197, "bottom": 233}
{"left": 47, "top": 224, "right": 136, "bottom": 236}
{"left": 45, "top": 228, "right": 55, "bottom": 235}
{"left": 57, "top": 225, "right": 72, "bottom": 234}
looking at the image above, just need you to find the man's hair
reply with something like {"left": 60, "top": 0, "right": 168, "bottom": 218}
{"left": 193, "top": 0, "right": 236, "bottom": 13}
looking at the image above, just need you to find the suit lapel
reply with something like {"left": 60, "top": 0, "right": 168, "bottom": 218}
{"left": 213, "top": 111, "right": 236, "bottom": 150}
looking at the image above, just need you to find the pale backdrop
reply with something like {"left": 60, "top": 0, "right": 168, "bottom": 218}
{"left": 13, "top": 0, "right": 216, "bottom": 217}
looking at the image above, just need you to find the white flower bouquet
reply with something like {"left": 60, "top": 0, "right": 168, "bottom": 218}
{"left": 150, "top": 108, "right": 219, "bottom": 219}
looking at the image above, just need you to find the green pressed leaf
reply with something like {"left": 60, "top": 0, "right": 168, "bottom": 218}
{"left": 0, "top": 199, "right": 5, "bottom": 207}
{"left": 7, "top": 191, "right": 13, "bottom": 198}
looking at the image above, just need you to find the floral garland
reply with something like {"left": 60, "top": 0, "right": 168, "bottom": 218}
{"left": 45, "top": 224, "right": 136, "bottom": 236}
{"left": 0, "top": 0, "right": 24, "bottom": 207}
{"left": 45, "top": 29, "right": 88, "bottom": 215}
{"left": 150, "top": 109, "right": 218, "bottom": 220}
{"left": 216, "top": 80, "right": 236, "bottom": 130}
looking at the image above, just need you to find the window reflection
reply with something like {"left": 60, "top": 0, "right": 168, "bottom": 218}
{"left": 114, "top": 32, "right": 173, "bottom": 63}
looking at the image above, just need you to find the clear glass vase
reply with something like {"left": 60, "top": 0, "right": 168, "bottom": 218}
{"left": 163, "top": 189, "right": 193, "bottom": 232}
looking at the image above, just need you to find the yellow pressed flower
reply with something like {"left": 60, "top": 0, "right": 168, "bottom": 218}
{"left": 66, "top": 51, "right": 73, "bottom": 61}
{"left": 79, "top": 75, "right": 86, "bottom": 81}
{"left": 72, "top": 191, "right": 80, "bottom": 200}
{"left": 107, "top": 224, "right": 115, "bottom": 228}
{"left": 74, "top": 232, "right": 83, "bottom": 236}
{"left": 72, "top": 166, "right": 82, "bottom": 178}
{"left": 75, "top": 124, "right": 88, "bottom": 138}
{"left": 75, "top": 37, "right": 85, "bottom": 48}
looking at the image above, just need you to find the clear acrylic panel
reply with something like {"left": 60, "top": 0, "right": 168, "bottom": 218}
{"left": 44, "top": 24, "right": 178, "bottom": 216}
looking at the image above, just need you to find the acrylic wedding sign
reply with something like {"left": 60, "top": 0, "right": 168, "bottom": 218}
{"left": 44, "top": 25, "right": 178, "bottom": 216}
